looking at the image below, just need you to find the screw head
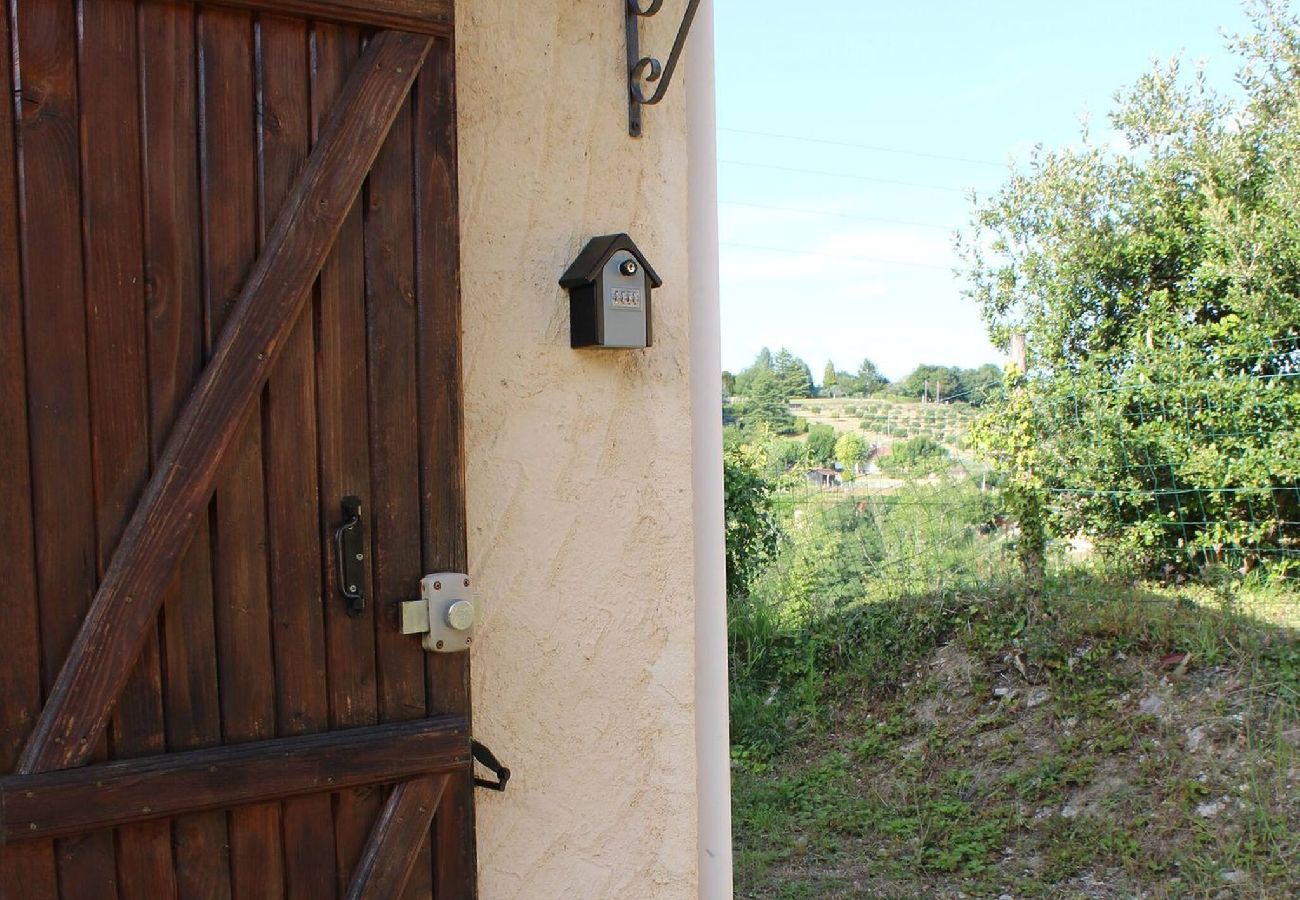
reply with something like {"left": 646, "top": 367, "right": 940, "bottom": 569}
{"left": 435, "top": 640, "right": 445, "bottom": 650}
{"left": 355, "top": 553, "right": 364, "bottom": 561}
{"left": 433, "top": 581, "right": 442, "bottom": 591}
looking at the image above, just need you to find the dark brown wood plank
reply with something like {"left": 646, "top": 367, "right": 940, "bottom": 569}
{"left": 138, "top": 1, "right": 232, "bottom": 896}
{"left": 197, "top": 10, "right": 284, "bottom": 896}
{"left": 16, "top": 27, "right": 433, "bottom": 779}
{"left": 0, "top": 0, "right": 40, "bottom": 778}
{"left": 75, "top": 1, "right": 176, "bottom": 894}
{"left": 10, "top": 0, "right": 119, "bottom": 893}
{"left": 1, "top": 717, "right": 469, "bottom": 843}
{"left": 189, "top": 0, "right": 452, "bottom": 36}
{"left": 363, "top": 85, "right": 435, "bottom": 900}
{"left": 0, "top": 1, "right": 56, "bottom": 894}
{"left": 365, "top": 83, "right": 424, "bottom": 737}
{"left": 413, "top": 39, "right": 476, "bottom": 897}
{"left": 0, "top": 845, "right": 57, "bottom": 900}
{"left": 344, "top": 776, "right": 449, "bottom": 900}
{"left": 310, "top": 23, "right": 384, "bottom": 891}
{"left": 256, "top": 14, "right": 337, "bottom": 900}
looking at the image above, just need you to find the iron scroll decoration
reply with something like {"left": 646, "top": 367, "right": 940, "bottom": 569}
{"left": 626, "top": 0, "right": 702, "bottom": 137}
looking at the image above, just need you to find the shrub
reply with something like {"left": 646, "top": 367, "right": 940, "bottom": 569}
{"left": 806, "top": 424, "right": 838, "bottom": 465}
{"left": 880, "top": 436, "right": 951, "bottom": 478}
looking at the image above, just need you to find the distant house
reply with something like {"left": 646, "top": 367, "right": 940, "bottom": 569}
{"left": 807, "top": 467, "right": 842, "bottom": 488}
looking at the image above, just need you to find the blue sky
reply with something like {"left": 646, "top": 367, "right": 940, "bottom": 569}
{"left": 714, "top": 1, "right": 1256, "bottom": 381}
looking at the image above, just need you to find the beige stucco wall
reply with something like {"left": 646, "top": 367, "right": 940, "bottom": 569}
{"left": 455, "top": 2, "right": 700, "bottom": 897}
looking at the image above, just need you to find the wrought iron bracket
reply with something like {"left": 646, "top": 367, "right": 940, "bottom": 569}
{"left": 471, "top": 739, "right": 511, "bottom": 792}
{"left": 626, "top": 0, "right": 701, "bottom": 137}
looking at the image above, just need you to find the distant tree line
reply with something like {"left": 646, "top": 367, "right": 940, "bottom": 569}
{"left": 723, "top": 346, "right": 1003, "bottom": 435}
{"left": 890, "top": 363, "right": 1003, "bottom": 405}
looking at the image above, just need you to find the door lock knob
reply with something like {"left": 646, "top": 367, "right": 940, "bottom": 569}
{"left": 446, "top": 599, "right": 475, "bottom": 631}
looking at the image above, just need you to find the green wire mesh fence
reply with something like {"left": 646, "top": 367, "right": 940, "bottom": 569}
{"left": 740, "top": 362, "right": 1299, "bottom": 635}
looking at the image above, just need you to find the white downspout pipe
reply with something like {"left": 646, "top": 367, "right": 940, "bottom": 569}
{"left": 686, "top": 2, "right": 732, "bottom": 897}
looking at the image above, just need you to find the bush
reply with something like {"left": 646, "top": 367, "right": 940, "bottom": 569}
{"left": 765, "top": 438, "right": 806, "bottom": 477}
{"left": 806, "top": 424, "right": 837, "bottom": 465}
{"left": 879, "top": 436, "right": 951, "bottom": 478}
{"left": 835, "top": 431, "right": 869, "bottom": 478}
{"left": 724, "top": 439, "right": 781, "bottom": 599}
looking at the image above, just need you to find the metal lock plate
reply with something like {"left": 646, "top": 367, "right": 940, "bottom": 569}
{"left": 600, "top": 250, "right": 648, "bottom": 348}
{"left": 399, "top": 573, "right": 476, "bottom": 653}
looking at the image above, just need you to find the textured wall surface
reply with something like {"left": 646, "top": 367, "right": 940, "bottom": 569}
{"left": 455, "top": 1, "right": 699, "bottom": 897}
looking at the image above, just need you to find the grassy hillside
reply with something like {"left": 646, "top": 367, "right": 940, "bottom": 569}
{"left": 731, "top": 377, "right": 1298, "bottom": 898}
{"left": 792, "top": 397, "right": 978, "bottom": 450}
{"left": 731, "top": 579, "right": 1299, "bottom": 898}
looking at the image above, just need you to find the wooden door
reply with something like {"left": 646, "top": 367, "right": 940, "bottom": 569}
{"left": 0, "top": 1, "right": 476, "bottom": 897}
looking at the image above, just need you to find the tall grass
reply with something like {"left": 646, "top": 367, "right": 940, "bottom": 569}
{"left": 729, "top": 475, "right": 1002, "bottom": 757}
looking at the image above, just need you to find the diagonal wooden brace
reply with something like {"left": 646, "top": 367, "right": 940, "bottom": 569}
{"left": 17, "top": 29, "right": 434, "bottom": 775}
{"left": 346, "top": 774, "right": 450, "bottom": 900}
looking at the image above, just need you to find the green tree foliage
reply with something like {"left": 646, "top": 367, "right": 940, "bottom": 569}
{"left": 823, "top": 368, "right": 866, "bottom": 396}
{"left": 806, "top": 424, "right": 838, "bottom": 465}
{"left": 773, "top": 348, "right": 815, "bottom": 399}
{"left": 822, "top": 361, "right": 838, "bottom": 392}
{"left": 741, "top": 369, "right": 796, "bottom": 433}
{"left": 723, "top": 437, "right": 781, "bottom": 599}
{"left": 762, "top": 437, "right": 807, "bottom": 480}
{"left": 878, "top": 435, "right": 951, "bottom": 478}
{"left": 888, "top": 363, "right": 1002, "bottom": 404}
{"left": 968, "top": 368, "right": 1047, "bottom": 589}
{"left": 856, "top": 358, "right": 889, "bottom": 395}
{"left": 734, "top": 347, "right": 774, "bottom": 396}
{"left": 958, "top": 1, "right": 1300, "bottom": 569}
{"left": 721, "top": 370, "right": 736, "bottom": 397}
{"left": 834, "top": 431, "right": 869, "bottom": 478}
{"left": 960, "top": 364, "right": 1005, "bottom": 406}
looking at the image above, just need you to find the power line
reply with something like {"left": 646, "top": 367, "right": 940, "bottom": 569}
{"left": 719, "top": 126, "right": 1006, "bottom": 168}
{"left": 720, "top": 241, "right": 956, "bottom": 272}
{"left": 719, "top": 199, "right": 955, "bottom": 232}
{"left": 718, "top": 158, "right": 969, "bottom": 194}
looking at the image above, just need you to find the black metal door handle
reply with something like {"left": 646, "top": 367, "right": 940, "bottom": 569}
{"left": 334, "top": 495, "right": 365, "bottom": 617}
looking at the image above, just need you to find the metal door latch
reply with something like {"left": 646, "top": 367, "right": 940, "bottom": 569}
{"left": 471, "top": 740, "right": 510, "bottom": 792}
{"left": 333, "top": 496, "right": 365, "bottom": 617}
{"left": 400, "top": 573, "right": 476, "bottom": 652}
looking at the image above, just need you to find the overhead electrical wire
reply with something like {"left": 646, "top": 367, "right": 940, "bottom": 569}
{"left": 719, "top": 199, "right": 955, "bottom": 232}
{"left": 718, "top": 126, "right": 1006, "bottom": 168}
{"left": 716, "top": 128, "right": 991, "bottom": 272}
{"left": 719, "top": 241, "right": 955, "bottom": 272}
{"left": 718, "top": 158, "right": 970, "bottom": 194}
